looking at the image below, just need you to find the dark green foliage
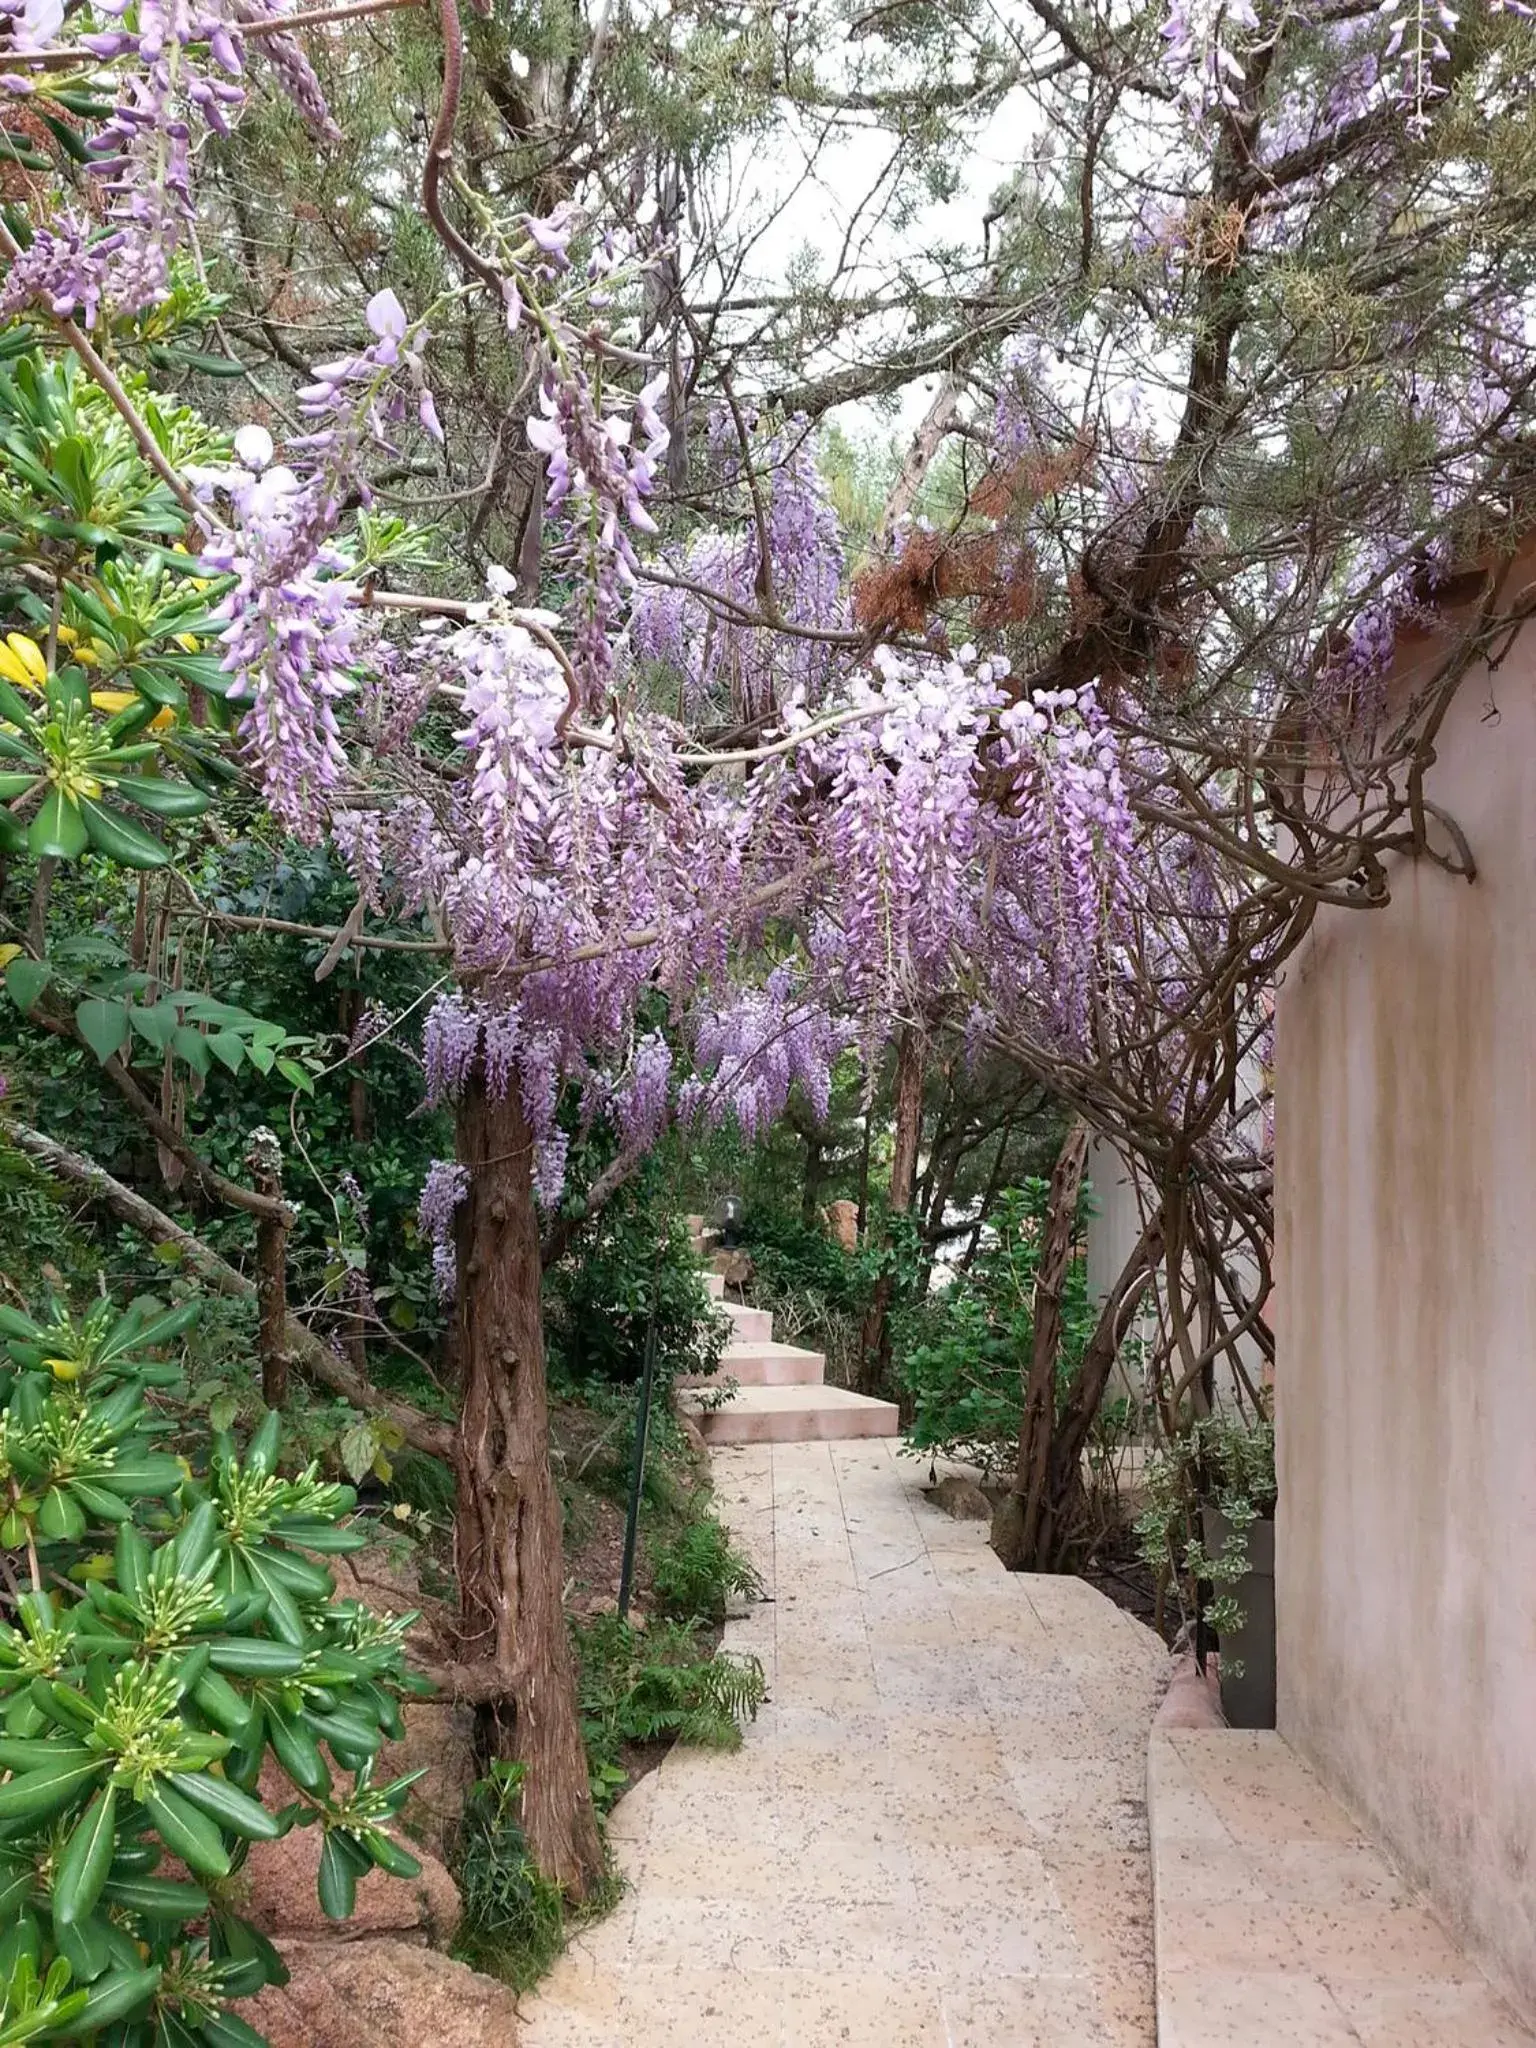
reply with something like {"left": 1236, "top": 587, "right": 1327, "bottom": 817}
{"left": 739, "top": 1207, "right": 873, "bottom": 1316}
{"left": 449, "top": 1761, "right": 568, "bottom": 1992}
{"left": 545, "top": 1172, "right": 726, "bottom": 1391}
{"left": 897, "top": 1183, "right": 1097, "bottom": 1476}
{"left": 735, "top": 1206, "right": 875, "bottom": 1385}
{"left": 574, "top": 1614, "right": 766, "bottom": 1811}
{"left": 648, "top": 1509, "right": 763, "bottom": 1626}
{"left": 388, "top": 1448, "right": 457, "bottom": 1521}
{"left": 0, "top": 1143, "right": 97, "bottom": 1306}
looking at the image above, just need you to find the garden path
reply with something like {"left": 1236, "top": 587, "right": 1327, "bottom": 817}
{"left": 520, "top": 1438, "right": 1168, "bottom": 2047}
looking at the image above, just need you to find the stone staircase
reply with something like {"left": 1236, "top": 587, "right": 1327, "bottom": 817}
{"left": 676, "top": 1223, "right": 899, "bottom": 1446}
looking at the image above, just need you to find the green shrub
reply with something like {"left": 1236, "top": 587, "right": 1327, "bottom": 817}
{"left": 0, "top": 1285, "right": 422, "bottom": 2045}
{"left": 649, "top": 1510, "right": 762, "bottom": 1625}
{"left": 735, "top": 1206, "right": 875, "bottom": 1384}
{"left": 738, "top": 1208, "right": 871, "bottom": 1315}
{"left": 545, "top": 1180, "right": 725, "bottom": 1391}
{"left": 1136, "top": 1408, "right": 1276, "bottom": 1659}
{"left": 449, "top": 1761, "right": 568, "bottom": 1992}
{"left": 895, "top": 1183, "right": 1097, "bottom": 1475}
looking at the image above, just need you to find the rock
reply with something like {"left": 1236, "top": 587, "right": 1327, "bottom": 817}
{"left": 823, "top": 1199, "right": 859, "bottom": 1251}
{"left": 672, "top": 1403, "right": 709, "bottom": 1458}
{"left": 712, "top": 1247, "right": 753, "bottom": 1288}
{"left": 239, "top": 1762, "right": 461, "bottom": 1944}
{"left": 929, "top": 1474, "right": 992, "bottom": 1520}
{"left": 323, "top": 1550, "right": 478, "bottom": 1855}
{"left": 375, "top": 1699, "right": 480, "bottom": 1860}
{"left": 244, "top": 1938, "right": 521, "bottom": 2048}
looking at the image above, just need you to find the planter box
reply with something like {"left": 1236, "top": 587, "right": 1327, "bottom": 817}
{"left": 1204, "top": 1509, "right": 1276, "bottom": 1729}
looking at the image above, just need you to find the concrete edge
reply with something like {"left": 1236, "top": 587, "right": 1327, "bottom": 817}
{"left": 1148, "top": 1656, "right": 1225, "bottom": 2048}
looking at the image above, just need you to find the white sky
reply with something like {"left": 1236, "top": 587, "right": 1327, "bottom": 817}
{"left": 711, "top": 87, "right": 1038, "bottom": 445}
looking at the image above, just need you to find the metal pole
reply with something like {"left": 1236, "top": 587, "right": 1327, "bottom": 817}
{"left": 617, "top": 1296, "right": 660, "bottom": 1622}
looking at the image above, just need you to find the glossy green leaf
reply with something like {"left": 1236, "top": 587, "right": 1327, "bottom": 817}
{"left": 0, "top": 1752, "right": 106, "bottom": 1823}
{"left": 27, "top": 788, "right": 88, "bottom": 861}
{"left": 78, "top": 799, "right": 170, "bottom": 870}
{"left": 100, "top": 1874, "right": 208, "bottom": 1921}
{"left": 316, "top": 1832, "right": 357, "bottom": 1921}
{"left": 53, "top": 1782, "right": 117, "bottom": 1928}
{"left": 115, "top": 775, "right": 208, "bottom": 819}
{"left": 42, "top": 1962, "right": 160, "bottom": 2037}
{"left": 138, "top": 1783, "right": 230, "bottom": 1879}
{"left": 165, "top": 1770, "right": 281, "bottom": 1842}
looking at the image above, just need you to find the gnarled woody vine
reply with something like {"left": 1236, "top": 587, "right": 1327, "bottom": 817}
{"left": 2, "top": 0, "right": 1534, "bottom": 1891}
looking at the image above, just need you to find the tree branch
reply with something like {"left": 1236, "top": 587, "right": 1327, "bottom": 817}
{"left": 3, "top": 1120, "right": 454, "bottom": 1461}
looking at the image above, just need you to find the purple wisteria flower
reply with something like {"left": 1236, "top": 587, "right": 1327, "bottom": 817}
{"left": 418, "top": 1158, "right": 469, "bottom": 1300}
{"left": 201, "top": 446, "right": 359, "bottom": 837}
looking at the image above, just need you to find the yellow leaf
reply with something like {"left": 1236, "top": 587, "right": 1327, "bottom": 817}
{"left": 174, "top": 633, "right": 200, "bottom": 652}
{"left": 90, "top": 690, "right": 175, "bottom": 731}
{"left": 46, "top": 1357, "right": 81, "bottom": 1382}
{"left": 0, "top": 647, "right": 39, "bottom": 692}
{"left": 4, "top": 634, "right": 47, "bottom": 687}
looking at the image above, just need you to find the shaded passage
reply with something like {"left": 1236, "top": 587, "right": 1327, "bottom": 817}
{"left": 522, "top": 1440, "right": 1167, "bottom": 2046}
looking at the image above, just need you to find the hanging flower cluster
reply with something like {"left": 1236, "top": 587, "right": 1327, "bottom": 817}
{"left": 197, "top": 290, "right": 444, "bottom": 834}
{"left": 679, "top": 973, "right": 854, "bottom": 1139}
{"left": 417, "top": 1158, "right": 469, "bottom": 1300}
{"left": 198, "top": 429, "right": 360, "bottom": 836}
{"left": 628, "top": 415, "right": 849, "bottom": 720}
{"left": 526, "top": 359, "right": 669, "bottom": 705}
{"left": 0, "top": 0, "right": 336, "bottom": 325}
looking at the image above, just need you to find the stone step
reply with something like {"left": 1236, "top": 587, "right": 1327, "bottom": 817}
{"left": 681, "top": 1339, "right": 825, "bottom": 1388}
{"left": 701, "top": 1270, "right": 725, "bottom": 1300}
{"left": 718, "top": 1299, "right": 774, "bottom": 1343}
{"left": 679, "top": 1383, "right": 900, "bottom": 1445}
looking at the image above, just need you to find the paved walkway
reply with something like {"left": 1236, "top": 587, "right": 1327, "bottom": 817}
{"left": 521, "top": 1439, "right": 1168, "bottom": 2047}
{"left": 1149, "top": 1729, "right": 1536, "bottom": 2048}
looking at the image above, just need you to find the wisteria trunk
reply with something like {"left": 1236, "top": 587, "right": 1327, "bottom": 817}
{"left": 452, "top": 1070, "right": 604, "bottom": 1898}
{"left": 857, "top": 1023, "right": 926, "bottom": 1395}
{"left": 991, "top": 1124, "right": 1088, "bottom": 1571}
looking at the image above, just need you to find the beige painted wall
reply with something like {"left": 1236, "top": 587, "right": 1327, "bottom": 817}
{"left": 1275, "top": 605, "right": 1536, "bottom": 2015}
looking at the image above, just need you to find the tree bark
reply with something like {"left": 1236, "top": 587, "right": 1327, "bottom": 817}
{"left": 800, "top": 1129, "right": 825, "bottom": 1231}
{"left": 339, "top": 988, "right": 373, "bottom": 1144}
{"left": 991, "top": 1122, "right": 1089, "bottom": 1569}
{"left": 1, "top": 1120, "right": 452, "bottom": 1460}
{"left": 871, "top": 377, "right": 962, "bottom": 553}
{"left": 994, "top": 1184, "right": 1164, "bottom": 1573}
{"left": 245, "top": 1128, "right": 291, "bottom": 1409}
{"left": 452, "top": 1071, "right": 603, "bottom": 1899}
{"left": 857, "top": 1023, "right": 926, "bottom": 1394}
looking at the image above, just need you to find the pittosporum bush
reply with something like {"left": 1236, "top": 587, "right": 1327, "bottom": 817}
{"left": 0, "top": 1289, "right": 424, "bottom": 2046}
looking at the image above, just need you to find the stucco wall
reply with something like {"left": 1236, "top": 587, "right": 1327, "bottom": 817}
{"left": 1274, "top": 608, "right": 1536, "bottom": 2014}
